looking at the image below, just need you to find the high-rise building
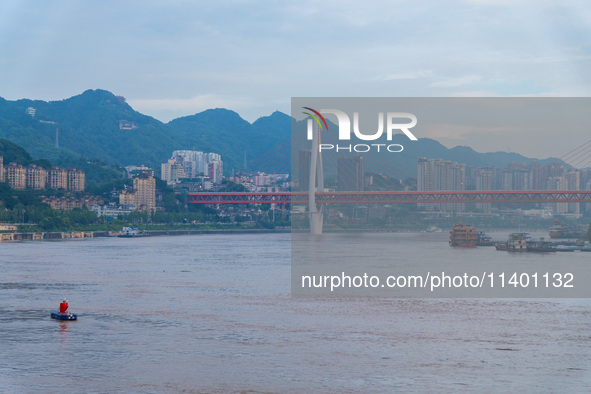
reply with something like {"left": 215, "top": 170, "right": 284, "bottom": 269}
{"left": 162, "top": 150, "right": 223, "bottom": 185}
{"left": 547, "top": 176, "right": 569, "bottom": 215}
{"left": 173, "top": 150, "right": 202, "bottom": 178}
{"left": 201, "top": 153, "right": 220, "bottom": 176}
{"left": 502, "top": 168, "right": 531, "bottom": 191}
{"left": 465, "top": 165, "right": 478, "bottom": 190}
{"left": 26, "top": 164, "right": 47, "bottom": 190}
{"left": 161, "top": 160, "right": 174, "bottom": 185}
{"left": 567, "top": 169, "right": 581, "bottom": 215}
{"left": 529, "top": 162, "right": 547, "bottom": 190}
{"left": 5, "top": 163, "right": 26, "bottom": 189}
{"left": 47, "top": 167, "right": 68, "bottom": 189}
{"left": 337, "top": 156, "right": 364, "bottom": 191}
{"left": 475, "top": 167, "right": 497, "bottom": 212}
{"left": 417, "top": 158, "right": 465, "bottom": 212}
{"left": 208, "top": 160, "right": 223, "bottom": 184}
{"left": 0, "top": 156, "right": 4, "bottom": 183}
{"left": 161, "top": 157, "right": 187, "bottom": 186}
{"left": 67, "top": 168, "right": 85, "bottom": 192}
{"left": 119, "top": 173, "right": 156, "bottom": 212}
{"left": 133, "top": 173, "right": 156, "bottom": 212}
{"left": 445, "top": 162, "right": 465, "bottom": 212}
{"left": 417, "top": 157, "right": 432, "bottom": 192}
{"left": 446, "top": 162, "right": 466, "bottom": 192}
{"left": 585, "top": 178, "right": 591, "bottom": 213}
{"left": 581, "top": 169, "right": 591, "bottom": 213}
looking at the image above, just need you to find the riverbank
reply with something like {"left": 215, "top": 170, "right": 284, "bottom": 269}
{"left": 0, "top": 228, "right": 291, "bottom": 242}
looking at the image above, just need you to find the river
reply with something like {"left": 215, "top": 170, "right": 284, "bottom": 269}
{"left": 1, "top": 232, "right": 590, "bottom": 392}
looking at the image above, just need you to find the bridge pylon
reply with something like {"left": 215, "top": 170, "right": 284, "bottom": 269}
{"left": 308, "top": 120, "right": 324, "bottom": 234}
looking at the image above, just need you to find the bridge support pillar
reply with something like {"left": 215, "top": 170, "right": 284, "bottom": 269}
{"left": 309, "top": 209, "right": 324, "bottom": 235}
{"left": 308, "top": 120, "right": 324, "bottom": 235}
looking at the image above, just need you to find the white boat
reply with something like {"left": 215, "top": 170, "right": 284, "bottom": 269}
{"left": 118, "top": 227, "right": 145, "bottom": 238}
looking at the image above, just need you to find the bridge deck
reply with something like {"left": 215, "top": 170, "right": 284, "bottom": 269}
{"left": 186, "top": 191, "right": 591, "bottom": 204}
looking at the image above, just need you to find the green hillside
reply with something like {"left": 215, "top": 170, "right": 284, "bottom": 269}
{"left": 0, "top": 138, "right": 33, "bottom": 164}
{"left": 0, "top": 90, "right": 292, "bottom": 174}
{"left": 1, "top": 90, "right": 177, "bottom": 166}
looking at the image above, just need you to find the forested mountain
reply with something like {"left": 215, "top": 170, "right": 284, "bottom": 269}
{"left": 0, "top": 90, "right": 291, "bottom": 174}
{"left": 0, "top": 90, "right": 178, "bottom": 166}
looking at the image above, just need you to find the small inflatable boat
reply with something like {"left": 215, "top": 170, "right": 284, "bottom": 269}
{"left": 51, "top": 311, "right": 77, "bottom": 320}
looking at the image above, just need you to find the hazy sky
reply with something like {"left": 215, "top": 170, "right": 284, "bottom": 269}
{"left": 1, "top": 0, "right": 590, "bottom": 159}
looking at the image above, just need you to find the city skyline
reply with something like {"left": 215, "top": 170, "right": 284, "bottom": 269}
{"left": 417, "top": 156, "right": 589, "bottom": 216}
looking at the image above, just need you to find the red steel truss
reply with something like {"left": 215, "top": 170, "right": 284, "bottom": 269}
{"left": 187, "top": 191, "right": 591, "bottom": 204}
{"left": 187, "top": 192, "right": 305, "bottom": 204}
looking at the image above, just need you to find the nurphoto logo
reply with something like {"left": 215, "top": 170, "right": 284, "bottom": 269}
{"left": 303, "top": 107, "right": 418, "bottom": 153}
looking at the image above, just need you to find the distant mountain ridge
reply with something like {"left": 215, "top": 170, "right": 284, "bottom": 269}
{"left": 0, "top": 89, "right": 563, "bottom": 178}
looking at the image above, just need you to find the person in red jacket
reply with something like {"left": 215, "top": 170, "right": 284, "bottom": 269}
{"left": 59, "top": 298, "right": 69, "bottom": 314}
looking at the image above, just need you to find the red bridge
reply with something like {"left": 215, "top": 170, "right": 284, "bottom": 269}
{"left": 187, "top": 191, "right": 591, "bottom": 204}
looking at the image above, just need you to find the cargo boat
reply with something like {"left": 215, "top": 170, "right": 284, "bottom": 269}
{"left": 506, "top": 233, "right": 529, "bottom": 252}
{"left": 477, "top": 231, "right": 494, "bottom": 246}
{"left": 549, "top": 220, "right": 587, "bottom": 239}
{"left": 496, "top": 234, "right": 557, "bottom": 252}
{"left": 449, "top": 222, "right": 478, "bottom": 247}
{"left": 526, "top": 240, "right": 557, "bottom": 252}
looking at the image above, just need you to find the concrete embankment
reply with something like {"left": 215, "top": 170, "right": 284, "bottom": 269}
{"left": 142, "top": 228, "right": 290, "bottom": 237}
{"left": 0, "top": 228, "right": 290, "bottom": 242}
{"left": 1, "top": 231, "right": 103, "bottom": 241}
